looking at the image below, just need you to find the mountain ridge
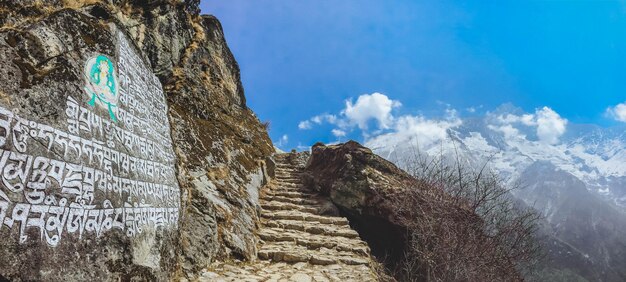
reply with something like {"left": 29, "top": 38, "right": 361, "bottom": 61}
{"left": 370, "top": 109, "right": 626, "bottom": 281}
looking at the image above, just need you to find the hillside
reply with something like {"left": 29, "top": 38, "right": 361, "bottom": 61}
{"left": 0, "top": 0, "right": 273, "bottom": 280}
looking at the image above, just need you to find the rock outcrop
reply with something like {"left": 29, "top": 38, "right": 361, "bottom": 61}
{"left": 0, "top": 1, "right": 273, "bottom": 280}
{"left": 203, "top": 153, "right": 381, "bottom": 281}
{"left": 303, "top": 141, "right": 416, "bottom": 264}
{"left": 303, "top": 141, "right": 522, "bottom": 280}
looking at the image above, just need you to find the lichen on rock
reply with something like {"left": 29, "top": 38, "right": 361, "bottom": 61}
{"left": 0, "top": 0, "right": 274, "bottom": 280}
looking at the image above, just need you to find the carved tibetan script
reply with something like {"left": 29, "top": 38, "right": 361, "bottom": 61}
{"left": 0, "top": 30, "right": 180, "bottom": 247}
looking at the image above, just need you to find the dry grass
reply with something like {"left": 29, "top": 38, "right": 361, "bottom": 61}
{"left": 61, "top": 0, "right": 102, "bottom": 10}
{"left": 370, "top": 255, "right": 396, "bottom": 282}
{"left": 179, "top": 15, "right": 206, "bottom": 66}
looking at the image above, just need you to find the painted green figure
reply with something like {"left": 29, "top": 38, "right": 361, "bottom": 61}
{"left": 84, "top": 55, "right": 119, "bottom": 122}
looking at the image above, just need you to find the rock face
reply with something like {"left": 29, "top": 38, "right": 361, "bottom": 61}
{"left": 0, "top": 1, "right": 273, "bottom": 280}
{"left": 303, "top": 141, "right": 415, "bottom": 264}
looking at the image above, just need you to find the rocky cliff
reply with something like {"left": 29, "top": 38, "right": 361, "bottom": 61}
{"left": 0, "top": 1, "right": 273, "bottom": 280}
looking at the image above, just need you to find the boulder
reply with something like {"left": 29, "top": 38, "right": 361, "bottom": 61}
{"left": 303, "top": 141, "right": 416, "bottom": 264}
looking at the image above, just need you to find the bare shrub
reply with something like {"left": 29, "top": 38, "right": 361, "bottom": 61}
{"left": 391, "top": 143, "right": 541, "bottom": 281}
{"left": 261, "top": 120, "right": 271, "bottom": 131}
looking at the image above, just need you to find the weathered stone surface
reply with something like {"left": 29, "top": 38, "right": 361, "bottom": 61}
{"left": 205, "top": 154, "right": 381, "bottom": 281}
{"left": 166, "top": 11, "right": 273, "bottom": 272}
{"left": 0, "top": 6, "right": 181, "bottom": 281}
{"left": 303, "top": 141, "right": 416, "bottom": 265}
{"left": 0, "top": 0, "right": 273, "bottom": 280}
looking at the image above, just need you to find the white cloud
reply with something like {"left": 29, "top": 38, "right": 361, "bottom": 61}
{"left": 343, "top": 93, "right": 401, "bottom": 130}
{"left": 298, "top": 120, "right": 312, "bottom": 130}
{"left": 309, "top": 114, "right": 338, "bottom": 125}
{"left": 331, "top": 129, "right": 347, "bottom": 137}
{"left": 497, "top": 113, "right": 535, "bottom": 125}
{"left": 466, "top": 105, "right": 484, "bottom": 114}
{"left": 311, "top": 116, "right": 323, "bottom": 124}
{"left": 535, "top": 107, "right": 567, "bottom": 144}
{"left": 607, "top": 102, "right": 626, "bottom": 122}
{"left": 296, "top": 93, "right": 401, "bottom": 138}
{"left": 298, "top": 114, "right": 339, "bottom": 130}
{"left": 299, "top": 92, "right": 468, "bottom": 149}
{"left": 445, "top": 108, "right": 458, "bottom": 121}
{"left": 520, "top": 114, "right": 535, "bottom": 126}
{"left": 489, "top": 106, "right": 567, "bottom": 144}
{"left": 488, "top": 124, "right": 524, "bottom": 140}
{"left": 365, "top": 114, "right": 462, "bottom": 151}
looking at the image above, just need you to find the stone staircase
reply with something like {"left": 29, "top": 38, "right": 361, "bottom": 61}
{"left": 201, "top": 154, "right": 379, "bottom": 281}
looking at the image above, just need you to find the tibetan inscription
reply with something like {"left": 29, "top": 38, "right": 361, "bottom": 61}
{"left": 0, "top": 31, "right": 180, "bottom": 247}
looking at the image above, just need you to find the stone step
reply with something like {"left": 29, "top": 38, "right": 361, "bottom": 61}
{"left": 275, "top": 177, "right": 300, "bottom": 182}
{"left": 275, "top": 171, "right": 300, "bottom": 175}
{"left": 274, "top": 180, "right": 301, "bottom": 186}
{"left": 275, "top": 168, "right": 301, "bottom": 172}
{"left": 258, "top": 228, "right": 370, "bottom": 256}
{"left": 202, "top": 158, "right": 378, "bottom": 281}
{"left": 271, "top": 182, "right": 303, "bottom": 188}
{"left": 275, "top": 173, "right": 301, "bottom": 177}
{"left": 262, "top": 190, "right": 311, "bottom": 198}
{"left": 275, "top": 174, "right": 301, "bottom": 179}
{"left": 275, "top": 180, "right": 301, "bottom": 184}
{"left": 275, "top": 175, "right": 301, "bottom": 180}
{"left": 264, "top": 189, "right": 305, "bottom": 196}
{"left": 266, "top": 186, "right": 310, "bottom": 193}
{"left": 275, "top": 168, "right": 300, "bottom": 171}
{"left": 265, "top": 190, "right": 316, "bottom": 198}
{"left": 258, "top": 242, "right": 370, "bottom": 266}
{"left": 275, "top": 170, "right": 302, "bottom": 174}
{"left": 261, "top": 210, "right": 349, "bottom": 226}
{"left": 262, "top": 195, "right": 319, "bottom": 205}
{"left": 275, "top": 180, "right": 300, "bottom": 184}
{"left": 268, "top": 184, "right": 302, "bottom": 192}
{"left": 272, "top": 186, "right": 302, "bottom": 193}
{"left": 204, "top": 260, "right": 379, "bottom": 282}
{"left": 261, "top": 201, "right": 320, "bottom": 214}
{"left": 275, "top": 173, "right": 301, "bottom": 178}
{"left": 275, "top": 165, "right": 300, "bottom": 169}
{"left": 262, "top": 219, "right": 359, "bottom": 239}
{"left": 275, "top": 167, "right": 300, "bottom": 170}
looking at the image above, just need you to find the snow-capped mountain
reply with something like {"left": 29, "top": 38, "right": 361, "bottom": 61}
{"left": 370, "top": 105, "right": 626, "bottom": 209}
{"left": 366, "top": 104, "right": 626, "bottom": 281}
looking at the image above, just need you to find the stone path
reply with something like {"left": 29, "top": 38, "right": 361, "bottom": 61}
{"left": 200, "top": 154, "right": 379, "bottom": 281}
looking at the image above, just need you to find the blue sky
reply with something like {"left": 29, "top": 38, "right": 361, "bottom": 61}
{"left": 200, "top": 1, "right": 626, "bottom": 151}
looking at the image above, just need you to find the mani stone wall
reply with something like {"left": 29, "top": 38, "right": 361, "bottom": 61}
{"left": 0, "top": 1, "right": 276, "bottom": 280}
{"left": 0, "top": 19, "right": 180, "bottom": 280}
